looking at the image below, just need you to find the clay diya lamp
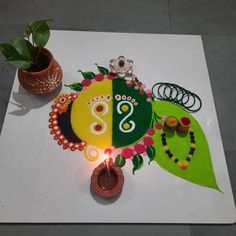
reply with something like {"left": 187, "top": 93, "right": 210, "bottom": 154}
{"left": 164, "top": 116, "right": 178, "bottom": 130}
{"left": 177, "top": 117, "right": 191, "bottom": 133}
{"left": 91, "top": 158, "right": 124, "bottom": 199}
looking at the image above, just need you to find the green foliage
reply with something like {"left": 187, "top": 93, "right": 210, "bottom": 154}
{"left": 0, "top": 20, "right": 50, "bottom": 69}
{"left": 78, "top": 70, "right": 95, "bottom": 79}
{"left": 146, "top": 146, "right": 156, "bottom": 165}
{"left": 132, "top": 154, "right": 143, "bottom": 175}
{"left": 64, "top": 82, "right": 83, "bottom": 91}
{"left": 115, "top": 154, "right": 126, "bottom": 168}
{"left": 95, "top": 63, "right": 109, "bottom": 75}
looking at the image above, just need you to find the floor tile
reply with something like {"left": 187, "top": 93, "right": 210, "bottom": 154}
{"left": 202, "top": 35, "right": 236, "bottom": 152}
{"left": 191, "top": 224, "right": 236, "bottom": 236}
{"left": 169, "top": 0, "right": 236, "bottom": 35}
{"left": 225, "top": 151, "right": 236, "bottom": 199}
{"left": 0, "top": 0, "right": 170, "bottom": 33}
{"left": 0, "top": 224, "right": 191, "bottom": 236}
{"left": 0, "top": 24, "right": 21, "bottom": 133}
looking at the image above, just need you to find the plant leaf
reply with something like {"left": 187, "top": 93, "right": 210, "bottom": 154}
{"left": 6, "top": 55, "right": 31, "bottom": 69}
{"left": 25, "top": 20, "right": 49, "bottom": 36}
{"left": 32, "top": 21, "right": 50, "bottom": 48}
{"left": 78, "top": 70, "right": 95, "bottom": 79}
{"left": 115, "top": 154, "right": 126, "bottom": 168}
{"left": 132, "top": 154, "right": 143, "bottom": 175}
{"left": 152, "top": 100, "right": 220, "bottom": 191}
{"left": 64, "top": 83, "right": 83, "bottom": 91}
{"left": 146, "top": 146, "right": 156, "bottom": 165}
{"left": 10, "top": 37, "right": 33, "bottom": 60}
{"left": 0, "top": 43, "right": 20, "bottom": 59}
{"left": 95, "top": 63, "right": 109, "bottom": 75}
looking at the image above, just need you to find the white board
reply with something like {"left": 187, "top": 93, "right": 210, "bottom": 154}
{"left": 0, "top": 30, "right": 235, "bottom": 223}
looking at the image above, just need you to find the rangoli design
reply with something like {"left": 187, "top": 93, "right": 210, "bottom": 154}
{"left": 49, "top": 56, "right": 220, "bottom": 191}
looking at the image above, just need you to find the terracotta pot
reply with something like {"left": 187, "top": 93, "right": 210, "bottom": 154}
{"left": 177, "top": 117, "right": 191, "bottom": 133}
{"left": 91, "top": 161, "right": 124, "bottom": 199}
{"left": 18, "top": 48, "right": 63, "bottom": 95}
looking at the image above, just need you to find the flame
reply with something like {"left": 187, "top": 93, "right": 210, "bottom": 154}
{"left": 105, "top": 153, "right": 110, "bottom": 160}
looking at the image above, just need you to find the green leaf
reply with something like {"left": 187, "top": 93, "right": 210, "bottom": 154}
{"left": 152, "top": 100, "right": 221, "bottom": 191}
{"left": 10, "top": 38, "right": 33, "bottom": 60}
{"left": 32, "top": 21, "right": 50, "bottom": 48}
{"left": 78, "top": 70, "right": 95, "bottom": 79}
{"left": 146, "top": 146, "right": 156, "bottom": 165}
{"left": 25, "top": 20, "right": 49, "bottom": 37}
{"left": 64, "top": 82, "right": 83, "bottom": 91}
{"left": 0, "top": 43, "right": 20, "bottom": 59}
{"left": 6, "top": 55, "right": 31, "bottom": 69}
{"left": 132, "top": 154, "right": 143, "bottom": 175}
{"left": 95, "top": 63, "right": 109, "bottom": 75}
{"left": 134, "top": 77, "right": 139, "bottom": 82}
{"left": 115, "top": 154, "right": 126, "bottom": 168}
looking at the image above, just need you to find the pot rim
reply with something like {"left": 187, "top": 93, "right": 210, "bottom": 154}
{"left": 19, "top": 48, "right": 54, "bottom": 75}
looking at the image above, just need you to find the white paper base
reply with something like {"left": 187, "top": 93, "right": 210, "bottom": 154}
{"left": 0, "top": 31, "right": 235, "bottom": 223}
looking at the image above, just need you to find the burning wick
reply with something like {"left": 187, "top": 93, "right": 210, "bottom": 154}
{"left": 105, "top": 154, "right": 111, "bottom": 177}
{"left": 105, "top": 154, "right": 111, "bottom": 187}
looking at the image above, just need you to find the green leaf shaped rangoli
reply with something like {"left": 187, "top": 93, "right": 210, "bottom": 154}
{"left": 152, "top": 100, "right": 220, "bottom": 191}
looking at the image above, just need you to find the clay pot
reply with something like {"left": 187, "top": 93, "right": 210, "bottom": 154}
{"left": 164, "top": 116, "right": 178, "bottom": 130}
{"left": 177, "top": 117, "right": 191, "bottom": 133}
{"left": 18, "top": 48, "right": 63, "bottom": 95}
{"left": 91, "top": 161, "right": 124, "bottom": 199}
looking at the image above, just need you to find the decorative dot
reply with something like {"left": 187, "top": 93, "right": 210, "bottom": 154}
{"left": 69, "top": 142, "right": 74, "bottom": 147}
{"left": 122, "top": 95, "right": 126, "bottom": 100}
{"left": 155, "top": 123, "right": 163, "bottom": 129}
{"left": 123, "top": 122, "right": 130, "bottom": 130}
{"left": 115, "top": 94, "right": 121, "bottom": 101}
{"left": 121, "top": 104, "right": 129, "bottom": 112}
{"left": 122, "top": 148, "right": 133, "bottom": 159}
{"left": 134, "top": 144, "right": 146, "bottom": 154}
{"left": 96, "top": 105, "right": 104, "bottom": 112}
{"left": 95, "top": 124, "right": 102, "bottom": 131}
{"left": 143, "top": 136, "right": 154, "bottom": 146}
{"left": 131, "top": 99, "right": 136, "bottom": 103}
{"left": 147, "top": 128, "right": 155, "bottom": 135}
{"left": 127, "top": 96, "right": 132, "bottom": 101}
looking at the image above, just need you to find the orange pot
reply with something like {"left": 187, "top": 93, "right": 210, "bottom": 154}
{"left": 91, "top": 161, "right": 124, "bottom": 199}
{"left": 18, "top": 48, "right": 63, "bottom": 95}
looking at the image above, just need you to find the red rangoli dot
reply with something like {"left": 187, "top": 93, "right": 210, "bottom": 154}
{"left": 143, "top": 136, "right": 154, "bottom": 146}
{"left": 96, "top": 105, "right": 104, "bottom": 112}
{"left": 95, "top": 124, "right": 102, "bottom": 131}
{"left": 134, "top": 144, "right": 146, "bottom": 154}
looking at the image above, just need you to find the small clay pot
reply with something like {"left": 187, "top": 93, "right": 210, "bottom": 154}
{"left": 18, "top": 48, "right": 63, "bottom": 95}
{"left": 91, "top": 161, "right": 124, "bottom": 199}
{"left": 177, "top": 117, "right": 191, "bottom": 133}
{"left": 164, "top": 116, "right": 178, "bottom": 130}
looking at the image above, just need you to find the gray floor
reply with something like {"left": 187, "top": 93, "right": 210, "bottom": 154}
{"left": 0, "top": 0, "right": 236, "bottom": 235}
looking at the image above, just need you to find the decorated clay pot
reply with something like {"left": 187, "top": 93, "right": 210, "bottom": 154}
{"left": 91, "top": 161, "right": 124, "bottom": 199}
{"left": 177, "top": 117, "right": 191, "bottom": 133}
{"left": 164, "top": 116, "right": 178, "bottom": 130}
{"left": 18, "top": 48, "right": 63, "bottom": 95}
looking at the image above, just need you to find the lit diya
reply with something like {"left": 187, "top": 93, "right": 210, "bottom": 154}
{"left": 91, "top": 155, "right": 124, "bottom": 199}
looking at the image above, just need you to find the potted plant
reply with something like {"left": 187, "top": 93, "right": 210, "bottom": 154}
{"left": 0, "top": 20, "right": 63, "bottom": 94}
